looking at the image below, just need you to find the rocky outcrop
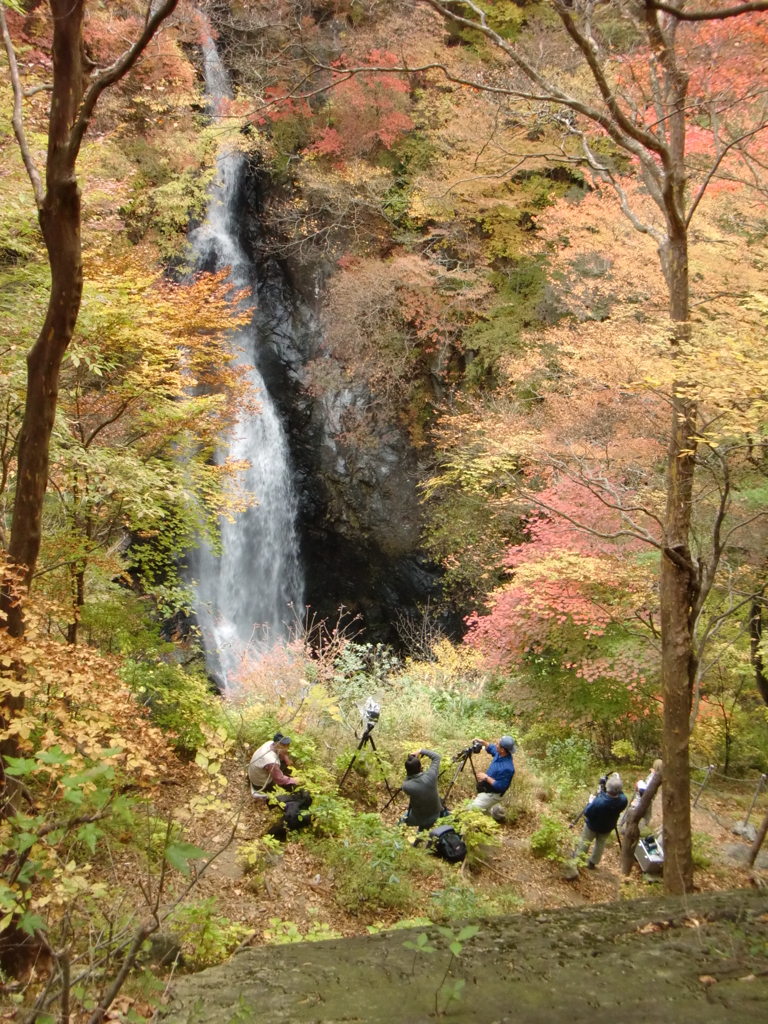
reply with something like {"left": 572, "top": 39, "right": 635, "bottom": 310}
{"left": 163, "top": 889, "right": 768, "bottom": 1023}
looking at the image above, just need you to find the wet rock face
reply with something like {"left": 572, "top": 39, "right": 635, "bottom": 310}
{"left": 238, "top": 169, "right": 445, "bottom": 642}
{"left": 162, "top": 890, "right": 768, "bottom": 1024}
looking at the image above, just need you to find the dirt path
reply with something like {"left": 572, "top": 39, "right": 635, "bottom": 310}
{"left": 162, "top": 889, "right": 768, "bottom": 1023}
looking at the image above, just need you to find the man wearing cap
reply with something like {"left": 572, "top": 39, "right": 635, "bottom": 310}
{"left": 470, "top": 736, "right": 516, "bottom": 815}
{"left": 576, "top": 772, "right": 628, "bottom": 869}
{"left": 248, "top": 732, "right": 300, "bottom": 795}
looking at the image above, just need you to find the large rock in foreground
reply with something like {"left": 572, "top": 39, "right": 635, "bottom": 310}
{"left": 164, "top": 890, "right": 768, "bottom": 1023}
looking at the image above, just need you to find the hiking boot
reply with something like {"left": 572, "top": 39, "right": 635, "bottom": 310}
{"left": 587, "top": 861, "right": 597, "bottom": 870}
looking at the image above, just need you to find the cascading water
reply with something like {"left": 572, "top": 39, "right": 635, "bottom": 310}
{"left": 191, "top": 32, "right": 304, "bottom": 687}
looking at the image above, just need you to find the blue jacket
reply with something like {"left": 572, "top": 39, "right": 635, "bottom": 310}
{"left": 485, "top": 744, "right": 515, "bottom": 794}
{"left": 584, "top": 791, "right": 628, "bottom": 834}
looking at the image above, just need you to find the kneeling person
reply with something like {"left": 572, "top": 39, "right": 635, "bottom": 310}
{"left": 471, "top": 736, "right": 516, "bottom": 815}
{"left": 248, "top": 733, "right": 300, "bottom": 795}
{"left": 401, "top": 749, "right": 442, "bottom": 830}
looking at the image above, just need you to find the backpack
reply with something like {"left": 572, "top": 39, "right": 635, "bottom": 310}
{"left": 268, "top": 789, "right": 313, "bottom": 840}
{"left": 428, "top": 824, "right": 467, "bottom": 863}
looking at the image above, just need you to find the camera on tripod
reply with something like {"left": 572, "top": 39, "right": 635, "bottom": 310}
{"left": 359, "top": 697, "right": 381, "bottom": 732}
{"left": 454, "top": 740, "right": 483, "bottom": 762}
{"left": 339, "top": 698, "right": 393, "bottom": 801}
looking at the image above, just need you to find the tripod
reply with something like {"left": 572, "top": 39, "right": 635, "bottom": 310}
{"left": 339, "top": 722, "right": 394, "bottom": 799}
{"left": 442, "top": 748, "right": 478, "bottom": 807}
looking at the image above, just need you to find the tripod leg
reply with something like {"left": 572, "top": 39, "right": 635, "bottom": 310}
{"left": 380, "top": 787, "right": 402, "bottom": 812}
{"left": 367, "top": 734, "right": 394, "bottom": 798}
{"left": 441, "top": 755, "right": 468, "bottom": 807}
{"left": 339, "top": 752, "right": 359, "bottom": 789}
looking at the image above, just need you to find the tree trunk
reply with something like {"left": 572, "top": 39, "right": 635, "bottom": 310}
{"left": 660, "top": 228, "right": 697, "bottom": 896}
{"left": 1, "top": 1, "right": 85, "bottom": 639}
{"left": 0, "top": 3, "right": 85, "bottom": 774}
{"left": 621, "top": 768, "right": 663, "bottom": 876}
{"left": 750, "top": 600, "right": 768, "bottom": 706}
{"left": 67, "top": 564, "right": 85, "bottom": 645}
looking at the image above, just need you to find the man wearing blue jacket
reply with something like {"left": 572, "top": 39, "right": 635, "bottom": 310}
{"left": 470, "top": 735, "right": 516, "bottom": 815}
{"left": 576, "top": 773, "right": 628, "bottom": 869}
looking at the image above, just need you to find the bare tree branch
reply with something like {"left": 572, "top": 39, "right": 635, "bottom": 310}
{"left": 686, "top": 122, "right": 768, "bottom": 226}
{"left": 646, "top": 0, "right": 768, "bottom": 20}
{"left": 0, "top": 5, "right": 44, "bottom": 206}
{"left": 69, "top": 0, "right": 180, "bottom": 159}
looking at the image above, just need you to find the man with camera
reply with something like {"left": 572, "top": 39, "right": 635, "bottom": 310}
{"left": 401, "top": 748, "right": 443, "bottom": 830}
{"left": 470, "top": 736, "right": 516, "bottom": 815}
{"left": 576, "top": 772, "right": 627, "bottom": 869}
{"left": 248, "top": 732, "right": 301, "bottom": 796}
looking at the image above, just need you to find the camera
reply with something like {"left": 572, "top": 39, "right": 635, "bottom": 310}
{"left": 454, "top": 740, "right": 483, "bottom": 762}
{"left": 358, "top": 697, "right": 381, "bottom": 732}
{"left": 599, "top": 774, "right": 608, "bottom": 793}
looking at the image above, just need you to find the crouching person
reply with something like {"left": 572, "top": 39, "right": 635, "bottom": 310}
{"left": 248, "top": 733, "right": 301, "bottom": 796}
{"left": 401, "top": 749, "right": 443, "bottom": 830}
{"left": 470, "top": 735, "right": 516, "bottom": 816}
{"left": 576, "top": 773, "right": 627, "bottom": 869}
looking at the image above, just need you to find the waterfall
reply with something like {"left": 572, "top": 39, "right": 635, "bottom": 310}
{"left": 191, "top": 32, "right": 304, "bottom": 688}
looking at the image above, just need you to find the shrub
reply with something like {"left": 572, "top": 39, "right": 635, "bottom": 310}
{"left": 429, "top": 884, "right": 523, "bottom": 921}
{"left": 236, "top": 835, "right": 283, "bottom": 876}
{"left": 611, "top": 739, "right": 638, "bottom": 762}
{"left": 303, "top": 818, "right": 424, "bottom": 913}
{"left": 445, "top": 808, "right": 501, "bottom": 867}
{"left": 169, "top": 898, "right": 250, "bottom": 966}
{"left": 309, "top": 793, "right": 358, "bottom": 837}
{"left": 530, "top": 814, "right": 572, "bottom": 863}
{"left": 537, "top": 736, "right": 596, "bottom": 790}
{"left": 122, "top": 660, "right": 222, "bottom": 753}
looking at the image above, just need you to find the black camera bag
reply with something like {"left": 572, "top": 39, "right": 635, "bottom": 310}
{"left": 476, "top": 779, "right": 496, "bottom": 795}
{"left": 428, "top": 824, "right": 466, "bottom": 863}
{"left": 268, "top": 789, "right": 313, "bottom": 840}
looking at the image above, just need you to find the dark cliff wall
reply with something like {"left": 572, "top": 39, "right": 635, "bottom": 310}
{"left": 237, "top": 164, "right": 451, "bottom": 643}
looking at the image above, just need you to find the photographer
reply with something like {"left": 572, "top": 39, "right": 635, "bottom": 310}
{"left": 401, "top": 749, "right": 443, "bottom": 830}
{"left": 470, "top": 736, "right": 516, "bottom": 815}
{"left": 248, "top": 733, "right": 301, "bottom": 795}
{"left": 576, "top": 772, "right": 627, "bottom": 869}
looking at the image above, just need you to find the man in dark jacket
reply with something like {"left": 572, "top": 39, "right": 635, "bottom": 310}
{"left": 401, "top": 749, "right": 442, "bottom": 830}
{"left": 576, "top": 773, "right": 628, "bottom": 869}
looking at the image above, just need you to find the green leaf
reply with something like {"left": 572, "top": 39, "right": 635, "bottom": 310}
{"left": 13, "top": 833, "right": 37, "bottom": 854}
{"left": 18, "top": 912, "right": 46, "bottom": 936}
{"left": 36, "top": 746, "right": 71, "bottom": 766}
{"left": 449, "top": 941, "right": 463, "bottom": 956}
{"left": 446, "top": 978, "right": 465, "bottom": 1001}
{"left": 77, "top": 822, "right": 104, "bottom": 854}
{"left": 456, "top": 925, "right": 480, "bottom": 942}
{"left": 164, "top": 841, "right": 207, "bottom": 876}
{"left": 3, "top": 757, "right": 37, "bottom": 776}
{"left": 436, "top": 926, "right": 455, "bottom": 940}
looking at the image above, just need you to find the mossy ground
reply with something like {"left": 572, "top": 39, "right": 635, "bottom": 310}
{"left": 163, "top": 890, "right": 768, "bottom": 1023}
